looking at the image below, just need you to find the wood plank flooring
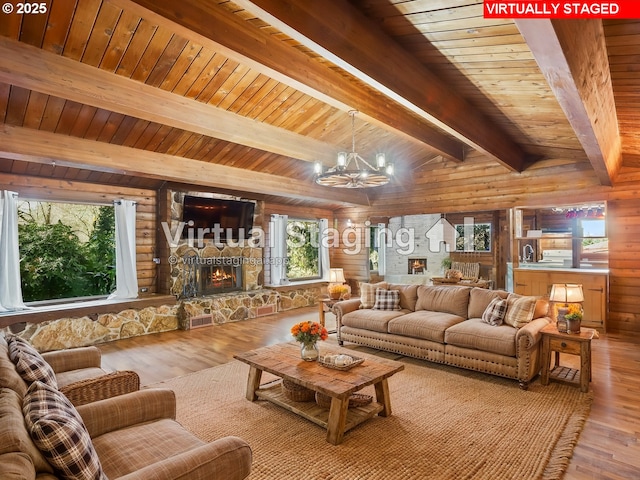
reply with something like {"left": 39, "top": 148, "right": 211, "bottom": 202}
{"left": 97, "top": 306, "right": 640, "bottom": 479}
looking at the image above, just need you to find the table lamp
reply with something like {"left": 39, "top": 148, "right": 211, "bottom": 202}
{"left": 549, "top": 284, "right": 584, "bottom": 333}
{"left": 327, "top": 268, "right": 348, "bottom": 299}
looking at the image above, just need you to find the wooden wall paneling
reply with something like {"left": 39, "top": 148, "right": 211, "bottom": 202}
{"left": 607, "top": 199, "right": 640, "bottom": 333}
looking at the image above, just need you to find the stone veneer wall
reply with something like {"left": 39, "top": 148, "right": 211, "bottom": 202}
{"left": 2, "top": 284, "right": 326, "bottom": 351}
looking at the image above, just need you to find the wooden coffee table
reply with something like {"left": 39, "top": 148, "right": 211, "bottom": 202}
{"left": 234, "top": 343, "right": 404, "bottom": 445}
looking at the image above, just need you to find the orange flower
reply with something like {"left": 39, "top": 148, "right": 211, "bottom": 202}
{"left": 291, "top": 321, "right": 328, "bottom": 344}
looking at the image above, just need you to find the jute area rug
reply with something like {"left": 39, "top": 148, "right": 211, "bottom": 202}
{"left": 148, "top": 349, "right": 592, "bottom": 480}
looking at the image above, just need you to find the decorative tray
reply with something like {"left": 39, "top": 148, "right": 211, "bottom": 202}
{"left": 318, "top": 353, "right": 365, "bottom": 371}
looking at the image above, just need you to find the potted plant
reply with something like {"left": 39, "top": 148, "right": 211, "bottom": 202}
{"left": 328, "top": 284, "right": 349, "bottom": 300}
{"left": 564, "top": 304, "right": 583, "bottom": 334}
{"left": 441, "top": 256, "right": 452, "bottom": 273}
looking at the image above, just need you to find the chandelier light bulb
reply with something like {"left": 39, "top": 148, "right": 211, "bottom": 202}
{"left": 376, "top": 153, "right": 386, "bottom": 168}
{"left": 314, "top": 162, "right": 322, "bottom": 174}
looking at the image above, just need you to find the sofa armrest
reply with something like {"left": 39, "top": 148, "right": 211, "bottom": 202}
{"left": 77, "top": 388, "right": 176, "bottom": 438}
{"left": 42, "top": 346, "right": 102, "bottom": 373}
{"left": 333, "top": 298, "right": 361, "bottom": 317}
{"left": 516, "top": 317, "right": 551, "bottom": 350}
{"left": 117, "top": 437, "right": 252, "bottom": 480}
{"left": 60, "top": 370, "right": 140, "bottom": 407}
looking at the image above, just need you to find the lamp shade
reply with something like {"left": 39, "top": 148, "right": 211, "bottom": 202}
{"left": 328, "top": 268, "right": 346, "bottom": 283}
{"left": 549, "top": 284, "right": 584, "bottom": 303}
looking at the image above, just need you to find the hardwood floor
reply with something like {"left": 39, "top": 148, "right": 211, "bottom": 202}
{"left": 97, "top": 306, "right": 640, "bottom": 479}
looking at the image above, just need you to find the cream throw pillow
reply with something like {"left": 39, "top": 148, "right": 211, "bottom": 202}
{"left": 504, "top": 295, "right": 538, "bottom": 328}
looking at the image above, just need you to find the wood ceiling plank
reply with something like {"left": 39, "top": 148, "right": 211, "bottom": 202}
{"left": 0, "top": 124, "right": 372, "bottom": 205}
{"left": 158, "top": 42, "right": 204, "bottom": 91}
{"left": 0, "top": 37, "right": 340, "bottom": 164}
{"left": 63, "top": 0, "right": 102, "bottom": 61}
{"left": 516, "top": 19, "right": 622, "bottom": 186}
{"left": 120, "top": 0, "right": 465, "bottom": 161}
{"left": 113, "top": 18, "right": 157, "bottom": 76}
{"left": 236, "top": 0, "right": 526, "bottom": 171}
{"left": 97, "top": 112, "right": 126, "bottom": 142}
{"left": 42, "top": 0, "right": 80, "bottom": 54}
{"left": 5, "top": 86, "right": 30, "bottom": 126}
{"left": 129, "top": 26, "right": 175, "bottom": 83}
{"left": 55, "top": 100, "right": 84, "bottom": 135}
{"left": 23, "top": 91, "right": 49, "bottom": 130}
{"left": 81, "top": 0, "right": 123, "bottom": 67}
{"left": 97, "top": 9, "right": 140, "bottom": 70}
{"left": 69, "top": 104, "right": 99, "bottom": 137}
{"left": 145, "top": 35, "right": 190, "bottom": 87}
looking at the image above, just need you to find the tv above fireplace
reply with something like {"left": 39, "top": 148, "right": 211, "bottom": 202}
{"left": 182, "top": 195, "right": 255, "bottom": 241}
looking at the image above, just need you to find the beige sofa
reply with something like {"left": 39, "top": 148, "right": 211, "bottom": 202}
{"left": 0, "top": 334, "right": 252, "bottom": 479}
{"left": 334, "top": 284, "right": 551, "bottom": 389}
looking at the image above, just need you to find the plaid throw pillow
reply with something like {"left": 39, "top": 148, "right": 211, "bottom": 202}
{"left": 8, "top": 335, "right": 58, "bottom": 388}
{"left": 481, "top": 297, "right": 508, "bottom": 326}
{"left": 504, "top": 294, "right": 538, "bottom": 328}
{"left": 23, "top": 381, "right": 107, "bottom": 480}
{"left": 359, "top": 281, "right": 387, "bottom": 309}
{"left": 372, "top": 288, "right": 401, "bottom": 311}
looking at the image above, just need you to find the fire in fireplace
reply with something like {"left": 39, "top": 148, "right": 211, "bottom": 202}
{"left": 198, "top": 259, "right": 243, "bottom": 295}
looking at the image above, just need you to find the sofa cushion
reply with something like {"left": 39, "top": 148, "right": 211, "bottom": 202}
{"left": 481, "top": 297, "right": 508, "bottom": 326}
{"left": 8, "top": 336, "right": 58, "bottom": 389}
{"left": 415, "top": 285, "right": 472, "bottom": 319}
{"left": 359, "top": 281, "right": 388, "bottom": 309}
{"left": 372, "top": 288, "right": 401, "bottom": 311}
{"left": 92, "top": 418, "right": 205, "bottom": 479}
{"left": 468, "top": 288, "right": 510, "bottom": 319}
{"left": 388, "top": 284, "right": 419, "bottom": 311}
{"left": 55, "top": 368, "right": 110, "bottom": 390}
{"left": 0, "top": 387, "right": 54, "bottom": 474}
{"left": 387, "top": 310, "right": 466, "bottom": 343}
{"left": 444, "top": 318, "right": 518, "bottom": 357}
{"left": 342, "top": 309, "right": 406, "bottom": 334}
{"left": 23, "top": 381, "right": 106, "bottom": 480}
{"left": 504, "top": 294, "right": 538, "bottom": 328}
{"left": 533, "top": 298, "right": 550, "bottom": 319}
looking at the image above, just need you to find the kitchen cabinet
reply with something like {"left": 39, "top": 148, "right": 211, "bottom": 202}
{"left": 514, "top": 268, "right": 607, "bottom": 331}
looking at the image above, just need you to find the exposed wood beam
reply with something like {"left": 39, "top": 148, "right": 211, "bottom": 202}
{"left": 233, "top": 0, "right": 528, "bottom": 172}
{"left": 0, "top": 37, "right": 335, "bottom": 165}
{"left": 516, "top": 19, "right": 622, "bottom": 186}
{"left": 0, "top": 125, "right": 371, "bottom": 206}
{"left": 119, "top": 0, "right": 465, "bottom": 162}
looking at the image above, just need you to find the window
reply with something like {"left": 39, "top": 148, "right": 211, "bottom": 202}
{"left": 455, "top": 223, "right": 491, "bottom": 252}
{"left": 17, "top": 200, "right": 115, "bottom": 302}
{"left": 369, "top": 225, "right": 380, "bottom": 271}
{"left": 286, "top": 219, "right": 320, "bottom": 280}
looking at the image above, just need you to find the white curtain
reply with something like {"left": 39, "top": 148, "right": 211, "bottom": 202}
{"left": 109, "top": 200, "right": 138, "bottom": 299}
{"left": 270, "top": 214, "right": 288, "bottom": 285}
{"left": 0, "top": 191, "right": 25, "bottom": 311}
{"left": 319, "top": 218, "right": 330, "bottom": 281}
{"left": 377, "top": 222, "right": 387, "bottom": 276}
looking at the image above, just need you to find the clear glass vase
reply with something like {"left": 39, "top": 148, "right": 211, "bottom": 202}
{"left": 300, "top": 341, "right": 319, "bottom": 361}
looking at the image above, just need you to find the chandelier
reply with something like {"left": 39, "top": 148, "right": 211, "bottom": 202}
{"left": 314, "top": 111, "right": 394, "bottom": 188}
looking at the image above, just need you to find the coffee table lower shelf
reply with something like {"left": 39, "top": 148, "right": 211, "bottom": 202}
{"left": 256, "top": 382, "right": 384, "bottom": 434}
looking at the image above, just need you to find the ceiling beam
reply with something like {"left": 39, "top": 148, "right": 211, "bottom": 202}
{"left": 0, "top": 37, "right": 335, "bottom": 165}
{"left": 0, "top": 125, "right": 371, "bottom": 206}
{"left": 119, "top": 0, "right": 465, "bottom": 162}
{"left": 516, "top": 19, "right": 622, "bottom": 186}
{"left": 232, "top": 0, "right": 528, "bottom": 172}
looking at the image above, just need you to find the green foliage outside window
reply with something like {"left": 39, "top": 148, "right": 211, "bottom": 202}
{"left": 18, "top": 203, "right": 116, "bottom": 302}
{"left": 286, "top": 220, "right": 320, "bottom": 279}
{"left": 455, "top": 223, "right": 491, "bottom": 252}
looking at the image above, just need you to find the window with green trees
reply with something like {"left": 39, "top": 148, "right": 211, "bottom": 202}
{"left": 286, "top": 219, "right": 320, "bottom": 280}
{"left": 455, "top": 223, "right": 491, "bottom": 252}
{"left": 17, "top": 201, "right": 116, "bottom": 302}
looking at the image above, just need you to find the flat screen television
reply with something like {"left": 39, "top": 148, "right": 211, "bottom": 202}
{"left": 182, "top": 195, "right": 255, "bottom": 241}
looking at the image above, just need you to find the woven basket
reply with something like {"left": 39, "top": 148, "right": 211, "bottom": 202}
{"left": 315, "top": 391, "right": 373, "bottom": 409}
{"left": 281, "top": 379, "right": 315, "bottom": 402}
{"left": 60, "top": 370, "right": 140, "bottom": 407}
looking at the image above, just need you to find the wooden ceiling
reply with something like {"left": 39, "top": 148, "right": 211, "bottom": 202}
{"left": 0, "top": 0, "right": 637, "bottom": 209}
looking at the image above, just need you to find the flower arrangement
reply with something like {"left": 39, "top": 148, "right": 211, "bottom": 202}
{"left": 564, "top": 304, "right": 583, "bottom": 321}
{"left": 328, "top": 284, "right": 349, "bottom": 299}
{"left": 291, "top": 321, "right": 328, "bottom": 345}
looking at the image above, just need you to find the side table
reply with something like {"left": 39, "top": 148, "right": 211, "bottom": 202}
{"left": 540, "top": 323, "right": 595, "bottom": 393}
{"left": 318, "top": 297, "right": 338, "bottom": 328}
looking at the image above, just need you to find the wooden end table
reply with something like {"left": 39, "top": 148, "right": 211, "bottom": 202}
{"left": 318, "top": 297, "right": 338, "bottom": 328}
{"left": 540, "top": 323, "right": 595, "bottom": 393}
{"left": 234, "top": 343, "right": 404, "bottom": 445}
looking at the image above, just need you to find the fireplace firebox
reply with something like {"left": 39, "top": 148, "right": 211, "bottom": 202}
{"left": 198, "top": 258, "right": 243, "bottom": 295}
